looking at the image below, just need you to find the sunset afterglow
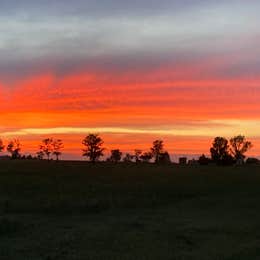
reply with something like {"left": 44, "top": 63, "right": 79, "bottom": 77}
{"left": 1, "top": 0, "right": 260, "bottom": 159}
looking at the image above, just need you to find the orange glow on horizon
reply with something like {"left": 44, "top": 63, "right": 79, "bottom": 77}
{"left": 2, "top": 134, "right": 260, "bottom": 161}
{"left": 1, "top": 67, "right": 260, "bottom": 158}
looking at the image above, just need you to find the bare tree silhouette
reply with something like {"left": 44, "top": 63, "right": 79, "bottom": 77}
{"left": 82, "top": 134, "right": 105, "bottom": 163}
{"left": 7, "top": 139, "right": 21, "bottom": 159}
{"left": 39, "top": 138, "right": 54, "bottom": 160}
{"left": 230, "top": 135, "right": 252, "bottom": 161}
{"left": 151, "top": 140, "right": 164, "bottom": 163}
{"left": 53, "top": 139, "right": 64, "bottom": 161}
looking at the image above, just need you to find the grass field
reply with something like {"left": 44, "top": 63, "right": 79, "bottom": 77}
{"left": 0, "top": 160, "right": 260, "bottom": 259}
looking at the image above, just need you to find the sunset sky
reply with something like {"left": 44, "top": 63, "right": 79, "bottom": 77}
{"left": 1, "top": 0, "right": 260, "bottom": 160}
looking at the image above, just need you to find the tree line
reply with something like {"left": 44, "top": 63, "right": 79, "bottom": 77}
{"left": 0, "top": 134, "right": 255, "bottom": 164}
{"left": 82, "top": 134, "right": 171, "bottom": 163}
{"left": 81, "top": 134, "right": 254, "bottom": 164}
{"left": 0, "top": 138, "right": 64, "bottom": 160}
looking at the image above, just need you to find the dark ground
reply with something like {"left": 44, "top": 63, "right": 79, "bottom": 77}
{"left": 0, "top": 160, "right": 260, "bottom": 259}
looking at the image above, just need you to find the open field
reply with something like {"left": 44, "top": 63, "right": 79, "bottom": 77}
{"left": 1, "top": 161, "right": 260, "bottom": 259}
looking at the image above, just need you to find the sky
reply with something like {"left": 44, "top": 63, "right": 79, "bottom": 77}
{"left": 1, "top": 0, "right": 260, "bottom": 160}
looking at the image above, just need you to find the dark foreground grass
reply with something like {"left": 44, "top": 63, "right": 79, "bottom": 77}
{"left": 0, "top": 160, "right": 260, "bottom": 259}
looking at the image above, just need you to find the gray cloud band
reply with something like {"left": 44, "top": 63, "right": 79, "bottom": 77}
{"left": 0, "top": 0, "right": 259, "bottom": 80}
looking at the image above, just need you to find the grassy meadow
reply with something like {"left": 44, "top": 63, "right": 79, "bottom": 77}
{"left": 0, "top": 160, "right": 260, "bottom": 259}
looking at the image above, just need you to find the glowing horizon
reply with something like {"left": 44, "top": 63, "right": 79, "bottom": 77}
{"left": 1, "top": 1, "right": 260, "bottom": 159}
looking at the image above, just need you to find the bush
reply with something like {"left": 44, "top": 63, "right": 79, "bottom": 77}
{"left": 246, "top": 157, "right": 260, "bottom": 165}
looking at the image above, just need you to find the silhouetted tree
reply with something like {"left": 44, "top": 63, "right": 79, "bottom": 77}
{"left": 123, "top": 153, "right": 134, "bottom": 163}
{"left": 140, "top": 151, "right": 153, "bottom": 162}
{"left": 109, "top": 149, "right": 122, "bottom": 163}
{"left": 151, "top": 140, "right": 164, "bottom": 163}
{"left": 0, "top": 139, "right": 5, "bottom": 153}
{"left": 39, "top": 138, "right": 53, "bottom": 160}
{"left": 82, "top": 134, "right": 105, "bottom": 162}
{"left": 53, "top": 139, "right": 64, "bottom": 161}
{"left": 36, "top": 151, "right": 44, "bottom": 160}
{"left": 7, "top": 139, "right": 21, "bottom": 159}
{"left": 230, "top": 135, "right": 252, "bottom": 161}
{"left": 210, "top": 137, "right": 230, "bottom": 164}
{"left": 134, "top": 149, "right": 142, "bottom": 163}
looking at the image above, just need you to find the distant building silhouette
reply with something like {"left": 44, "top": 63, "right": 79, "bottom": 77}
{"left": 179, "top": 157, "right": 187, "bottom": 165}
